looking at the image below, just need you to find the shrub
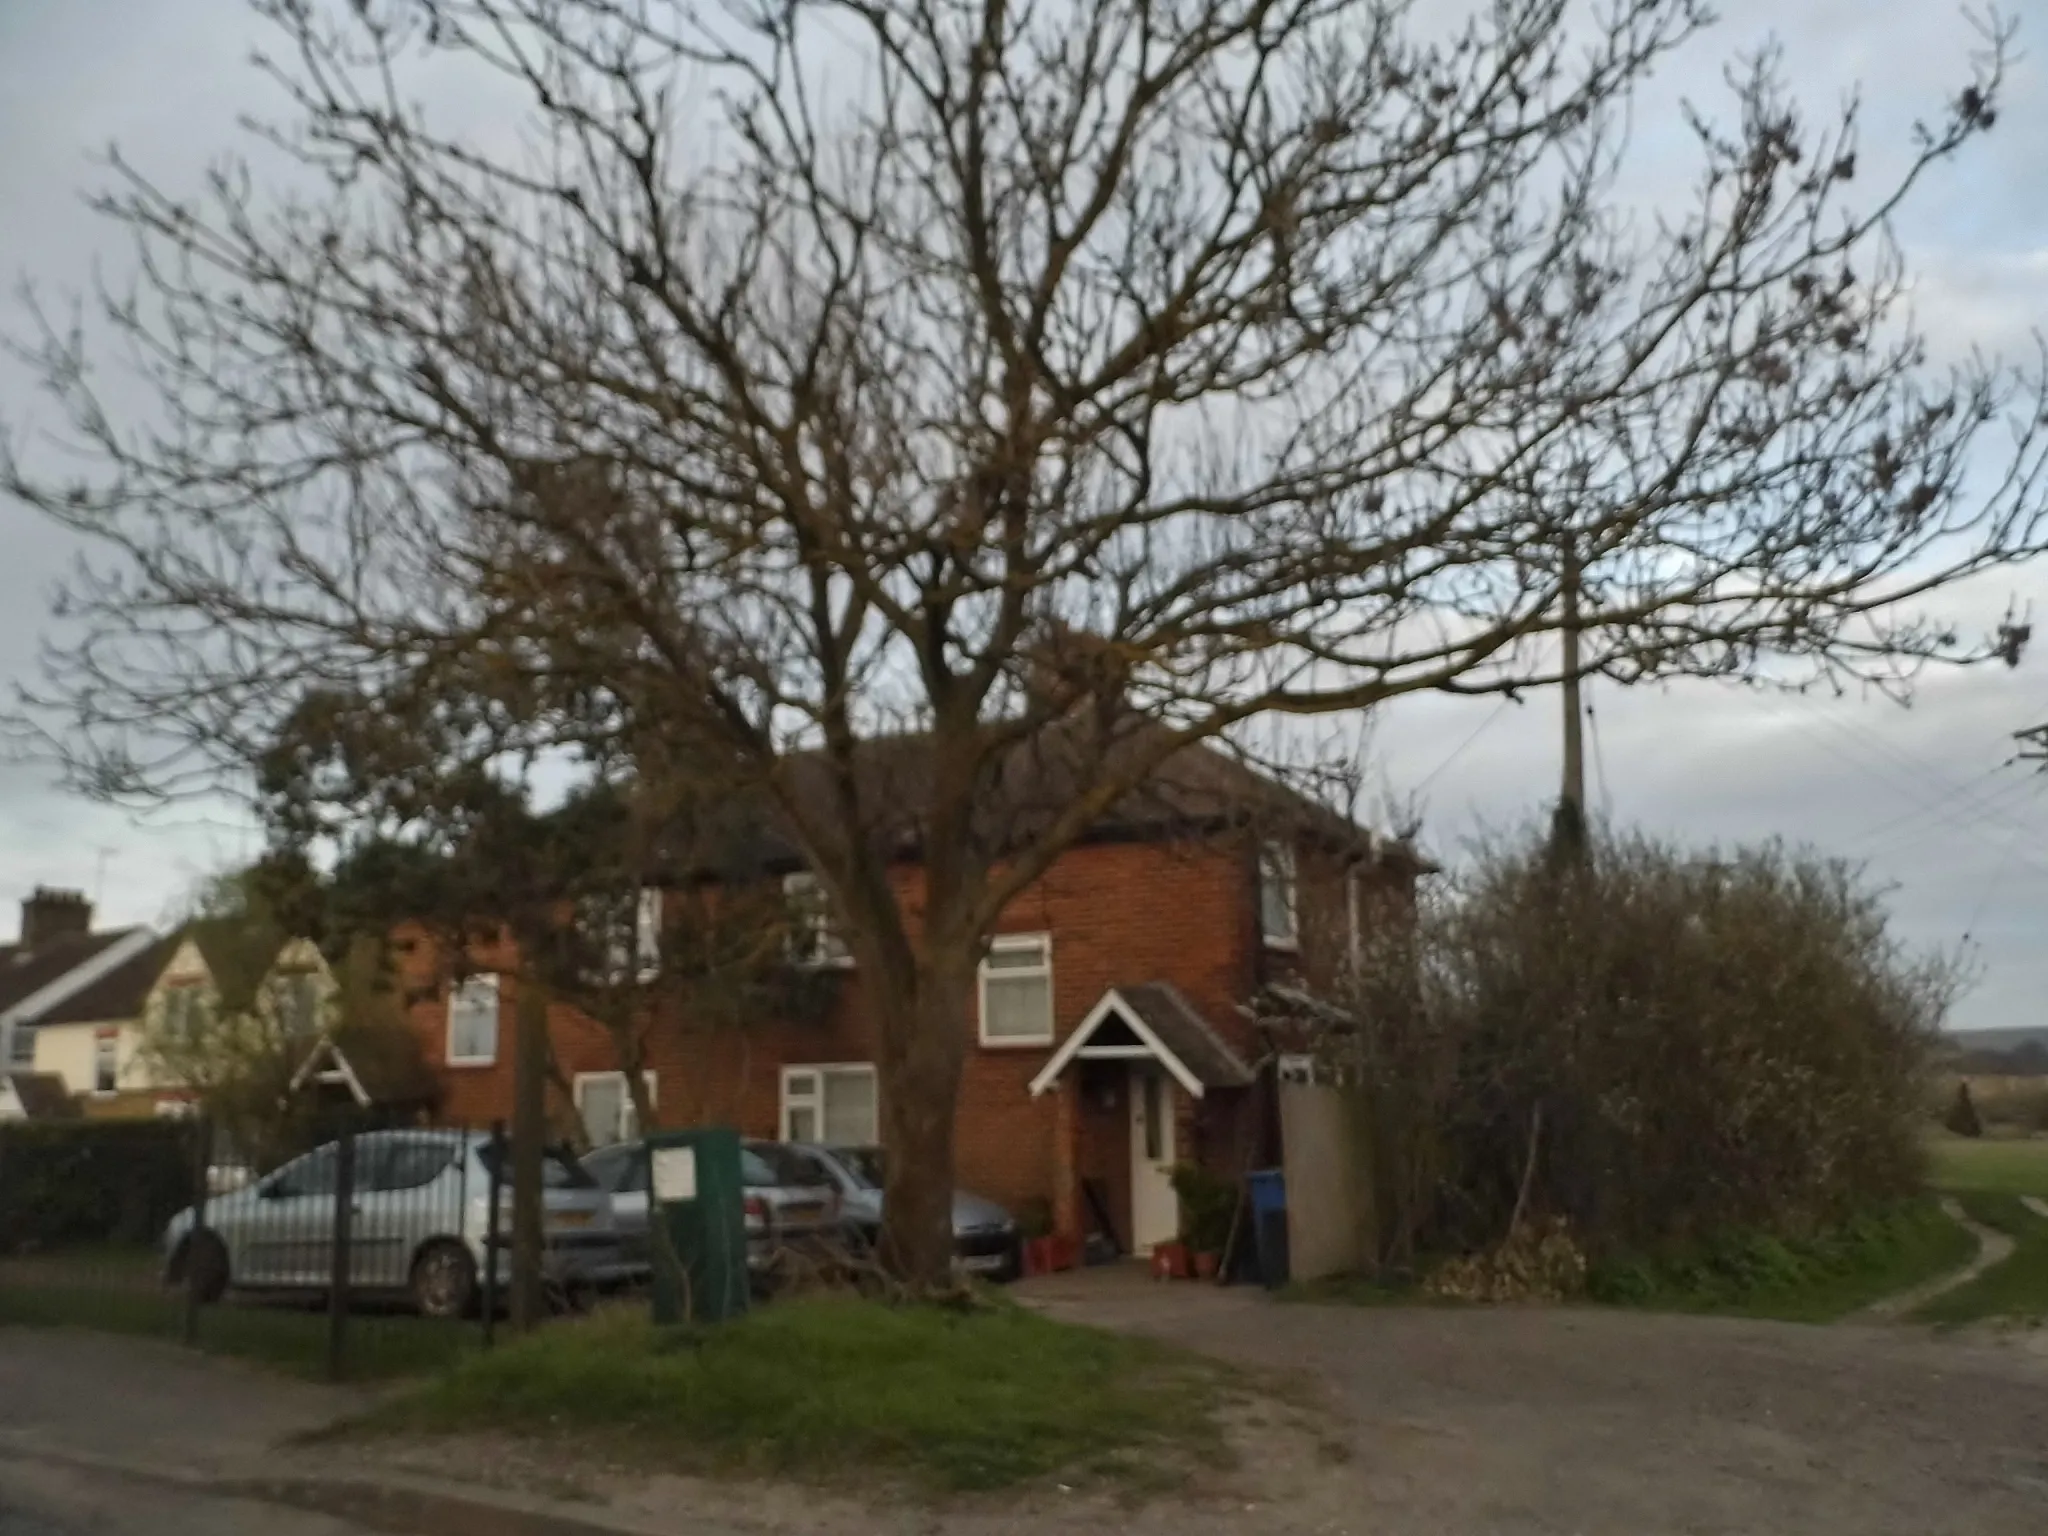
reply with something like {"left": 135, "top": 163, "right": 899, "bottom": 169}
{"left": 1169, "top": 1164, "right": 1239, "bottom": 1254}
{"left": 0, "top": 1120, "right": 198, "bottom": 1251}
{"left": 1944, "top": 1081, "right": 1985, "bottom": 1138}
{"left": 1280, "top": 827, "right": 1951, "bottom": 1268}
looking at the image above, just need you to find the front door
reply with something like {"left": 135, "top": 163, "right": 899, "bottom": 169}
{"left": 1129, "top": 1065, "right": 1179, "bottom": 1252}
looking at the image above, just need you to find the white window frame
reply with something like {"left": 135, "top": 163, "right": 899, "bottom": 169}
{"left": 445, "top": 974, "right": 501, "bottom": 1067}
{"left": 634, "top": 886, "right": 663, "bottom": 983}
{"left": 978, "top": 932, "right": 1055, "bottom": 1048}
{"left": 1259, "top": 841, "right": 1299, "bottom": 950}
{"left": 277, "top": 970, "right": 323, "bottom": 1040}
{"left": 92, "top": 1028, "right": 120, "bottom": 1095}
{"left": 575, "top": 1069, "right": 656, "bottom": 1146}
{"left": 779, "top": 1063, "right": 879, "bottom": 1145}
{"left": 783, "top": 871, "right": 852, "bottom": 968}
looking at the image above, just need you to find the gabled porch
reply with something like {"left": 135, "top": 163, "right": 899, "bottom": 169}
{"left": 1029, "top": 982, "right": 1254, "bottom": 1254}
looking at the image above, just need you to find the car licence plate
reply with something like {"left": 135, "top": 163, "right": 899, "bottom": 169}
{"left": 550, "top": 1210, "right": 593, "bottom": 1228}
{"left": 960, "top": 1252, "right": 1007, "bottom": 1273}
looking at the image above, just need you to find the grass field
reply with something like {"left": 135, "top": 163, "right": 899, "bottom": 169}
{"left": 1912, "top": 1192, "right": 2048, "bottom": 1327}
{"left": 1926, "top": 1134, "right": 2048, "bottom": 1197}
{"left": 362, "top": 1295, "right": 1228, "bottom": 1493}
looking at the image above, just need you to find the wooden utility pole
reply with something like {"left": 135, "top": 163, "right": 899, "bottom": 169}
{"left": 1550, "top": 539, "right": 1588, "bottom": 861}
{"left": 510, "top": 976, "right": 549, "bottom": 1332}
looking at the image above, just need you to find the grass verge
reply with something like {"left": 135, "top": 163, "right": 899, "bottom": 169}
{"left": 1926, "top": 1134, "right": 2048, "bottom": 1198}
{"left": 1912, "top": 1192, "right": 2048, "bottom": 1326}
{"left": 0, "top": 1278, "right": 475, "bottom": 1381}
{"left": 1581, "top": 1197, "right": 1975, "bottom": 1322}
{"left": 358, "top": 1294, "right": 1228, "bottom": 1493}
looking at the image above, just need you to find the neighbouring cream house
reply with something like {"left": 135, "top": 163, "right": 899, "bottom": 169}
{"left": 0, "top": 889, "right": 168, "bottom": 1112}
{"left": 29, "top": 931, "right": 216, "bottom": 1114}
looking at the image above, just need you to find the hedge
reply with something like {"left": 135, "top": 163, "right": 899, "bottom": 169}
{"left": 0, "top": 1120, "right": 198, "bottom": 1251}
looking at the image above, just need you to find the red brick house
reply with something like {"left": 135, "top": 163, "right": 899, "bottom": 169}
{"left": 395, "top": 739, "right": 1426, "bottom": 1253}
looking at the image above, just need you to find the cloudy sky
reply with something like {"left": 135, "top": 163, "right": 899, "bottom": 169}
{"left": 3, "top": 0, "right": 2047, "bottom": 1032}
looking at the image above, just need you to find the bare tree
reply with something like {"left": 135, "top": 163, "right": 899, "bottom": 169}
{"left": 7, "top": 0, "right": 2047, "bottom": 1286}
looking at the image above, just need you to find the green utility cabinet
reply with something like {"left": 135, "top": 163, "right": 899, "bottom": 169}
{"left": 644, "top": 1126, "right": 749, "bottom": 1324}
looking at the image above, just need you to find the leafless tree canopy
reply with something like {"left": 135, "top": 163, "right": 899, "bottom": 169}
{"left": 7, "top": 0, "right": 2046, "bottom": 1282}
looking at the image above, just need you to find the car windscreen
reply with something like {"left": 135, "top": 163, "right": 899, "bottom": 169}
{"left": 743, "top": 1143, "right": 831, "bottom": 1188}
{"left": 477, "top": 1142, "right": 597, "bottom": 1189}
{"left": 583, "top": 1147, "right": 648, "bottom": 1194}
{"left": 835, "top": 1146, "right": 884, "bottom": 1190}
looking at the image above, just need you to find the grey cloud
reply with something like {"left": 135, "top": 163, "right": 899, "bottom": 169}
{"left": 3, "top": 1, "right": 2048, "bottom": 1028}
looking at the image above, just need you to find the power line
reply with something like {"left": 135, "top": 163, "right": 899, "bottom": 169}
{"left": 1756, "top": 697, "right": 2048, "bottom": 879}
{"left": 1413, "top": 698, "right": 1514, "bottom": 794}
{"left": 1808, "top": 704, "right": 2038, "bottom": 838}
{"left": 1841, "top": 761, "right": 2018, "bottom": 850}
{"left": 1857, "top": 773, "right": 2044, "bottom": 863}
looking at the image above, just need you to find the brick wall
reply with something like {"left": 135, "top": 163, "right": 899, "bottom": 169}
{"left": 400, "top": 830, "right": 1413, "bottom": 1231}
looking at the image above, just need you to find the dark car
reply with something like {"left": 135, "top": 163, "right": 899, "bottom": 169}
{"left": 583, "top": 1138, "right": 847, "bottom": 1286}
{"left": 796, "top": 1144, "right": 1020, "bottom": 1280}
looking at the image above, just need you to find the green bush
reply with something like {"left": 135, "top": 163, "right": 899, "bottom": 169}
{"left": 1304, "top": 827, "right": 1951, "bottom": 1268}
{"left": 1944, "top": 1081, "right": 1985, "bottom": 1138}
{"left": 1169, "top": 1164, "right": 1239, "bottom": 1253}
{"left": 0, "top": 1120, "right": 197, "bottom": 1251}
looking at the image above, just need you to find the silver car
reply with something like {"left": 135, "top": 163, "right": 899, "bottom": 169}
{"left": 797, "top": 1144, "right": 1020, "bottom": 1280}
{"left": 582, "top": 1139, "right": 847, "bottom": 1286}
{"left": 163, "top": 1129, "right": 631, "bottom": 1319}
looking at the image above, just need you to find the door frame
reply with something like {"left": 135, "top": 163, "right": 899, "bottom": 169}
{"left": 1128, "top": 1063, "right": 1179, "bottom": 1252}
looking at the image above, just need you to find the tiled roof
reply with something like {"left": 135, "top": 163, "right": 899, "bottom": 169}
{"left": 0, "top": 929, "right": 148, "bottom": 1019}
{"left": 657, "top": 719, "right": 1433, "bottom": 880}
{"left": 34, "top": 934, "right": 182, "bottom": 1027}
{"left": 1113, "top": 982, "right": 1256, "bottom": 1090}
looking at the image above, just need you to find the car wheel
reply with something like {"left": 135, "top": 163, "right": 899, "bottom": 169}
{"left": 410, "top": 1240, "right": 477, "bottom": 1320}
{"left": 171, "top": 1230, "right": 229, "bottom": 1303}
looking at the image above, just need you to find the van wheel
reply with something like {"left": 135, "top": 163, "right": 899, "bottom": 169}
{"left": 411, "top": 1240, "right": 477, "bottom": 1320}
{"left": 171, "top": 1231, "right": 229, "bottom": 1303}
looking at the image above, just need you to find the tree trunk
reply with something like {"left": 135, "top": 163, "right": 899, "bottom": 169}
{"left": 875, "top": 957, "right": 973, "bottom": 1292}
{"left": 510, "top": 976, "right": 549, "bottom": 1332}
{"left": 617, "top": 1045, "right": 687, "bottom": 1308}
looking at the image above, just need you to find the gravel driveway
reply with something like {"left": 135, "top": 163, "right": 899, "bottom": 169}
{"left": 1020, "top": 1269, "right": 2048, "bottom": 1536}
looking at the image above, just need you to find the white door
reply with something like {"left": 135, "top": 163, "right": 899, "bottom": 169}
{"left": 1129, "top": 1065, "right": 1179, "bottom": 1252}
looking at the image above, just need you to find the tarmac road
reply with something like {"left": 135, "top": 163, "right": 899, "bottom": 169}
{"left": 0, "top": 1459, "right": 376, "bottom": 1536}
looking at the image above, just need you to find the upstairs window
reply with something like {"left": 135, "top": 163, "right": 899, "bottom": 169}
{"left": 634, "top": 887, "right": 663, "bottom": 982}
{"left": 1260, "top": 841, "right": 1298, "bottom": 949}
{"left": 278, "top": 972, "right": 322, "bottom": 1040}
{"left": 784, "top": 872, "right": 850, "bottom": 967}
{"left": 979, "top": 934, "right": 1054, "bottom": 1046}
{"left": 447, "top": 974, "right": 500, "bottom": 1066}
{"left": 577, "top": 887, "right": 663, "bottom": 986}
{"left": 93, "top": 1028, "right": 119, "bottom": 1094}
{"left": 161, "top": 985, "right": 205, "bottom": 1044}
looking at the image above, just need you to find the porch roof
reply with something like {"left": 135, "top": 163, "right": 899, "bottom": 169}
{"left": 1027, "top": 982, "right": 1255, "bottom": 1101}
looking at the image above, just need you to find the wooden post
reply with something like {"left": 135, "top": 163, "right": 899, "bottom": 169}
{"left": 480, "top": 1119, "right": 505, "bottom": 1348}
{"left": 326, "top": 1126, "right": 356, "bottom": 1381}
{"left": 511, "top": 979, "right": 548, "bottom": 1332}
{"left": 182, "top": 1115, "right": 211, "bottom": 1347}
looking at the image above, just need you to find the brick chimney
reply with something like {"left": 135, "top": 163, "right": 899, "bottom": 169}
{"left": 20, "top": 888, "right": 92, "bottom": 950}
